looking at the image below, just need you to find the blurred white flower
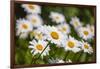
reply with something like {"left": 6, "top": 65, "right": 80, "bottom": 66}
{"left": 29, "top": 40, "right": 50, "bottom": 57}
{"left": 57, "top": 23, "right": 70, "bottom": 34}
{"left": 87, "top": 24, "right": 94, "bottom": 37}
{"left": 63, "top": 36, "right": 81, "bottom": 53}
{"left": 30, "top": 29, "right": 47, "bottom": 40}
{"left": 49, "top": 12, "right": 65, "bottom": 24}
{"left": 16, "top": 18, "right": 33, "bottom": 38}
{"left": 70, "top": 17, "right": 82, "bottom": 29}
{"left": 22, "top": 4, "right": 41, "bottom": 14}
{"left": 26, "top": 14, "right": 43, "bottom": 27}
{"left": 80, "top": 41, "right": 93, "bottom": 54}
{"left": 78, "top": 27, "right": 93, "bottom": 40}
{"left": 45, "top": 26, "right": 66, "bottom": 46}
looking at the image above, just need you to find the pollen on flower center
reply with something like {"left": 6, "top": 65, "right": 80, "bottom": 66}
{"left": 22, "top": 24, "right": 28, "bottom": 29}
{"left": 84, "top": 44, "right": 89, "bottom": 49}
{"left": 51, "top": 32, "right": 59, "bottom": 40}
{"left": 67, "top": 41, "right": 75, "bottom": 48}
{"left": 62, "top": 27, "right": 67, "bottom": 31}
{"left": 83, "top": 31, "right": 89, "bottom": 36}
{"left": 74, "top": 21, "right": 79, "bottom": 26}
{"left": 36, "top": 44, "right": 43, "bottom": 51}
{"left": 55, "top": 16, "right": 60, "bottom": 20}
{"left": 28, "top": 5, "right": 34, "bottom": 9}
{"left": 37, "top": 33, "right": 43, "bottom": 40}
{"left": 32, "top": 18, "right": 37, "bottom": 23}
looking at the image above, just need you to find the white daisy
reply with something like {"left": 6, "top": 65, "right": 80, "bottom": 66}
{"left": 26, "top": 14, "right": 43, "bottom": 27}
{"left": 49, "top": 12, "right": 65, "bottom": 24}
{"left": 63, "top": 36, "right": 81, "bottom": 53}
{"left": 81, "top": 41, "right": 93, "bottom": 54}
{"left": 16, "top": 18, "right": 33, "bottom": 38}
{"left": 29, "top": 40, "right": 50, "bottom": 57}
{"left": 45, "top": 26, "right": 66, "bottom": 46}
{"left": 22, "top": 4, "right": 41, "bottom": 14}
{"left": 57, "top": 23, "right": 70, "bottom": 34}
{"left": 87, "top": 24, "right": 94, "bottom": 37}
{"left": 78, "top": 27, "right": 93, "bottom": 40}
{"left": 70, "top": 17, "right": 82, "bottom": 29}
{"left": 30, "top": 29, "right": 47, "bottom": 40}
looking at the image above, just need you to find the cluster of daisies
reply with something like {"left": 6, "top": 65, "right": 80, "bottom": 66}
{"left": 16, "top": 4, "right": 94, "bottom": 63}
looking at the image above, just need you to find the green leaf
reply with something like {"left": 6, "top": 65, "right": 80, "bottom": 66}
{"left": 79, "top": 53, "right": 87, "bottom": 62}
{"left": 24, "top": 50, "right": 33, "bottom": 64}
{"left": 72, "top": 51, "right": 82, "bottom": 62}
{"left": 65, "top": 51, "right": 75, "bottom": 61}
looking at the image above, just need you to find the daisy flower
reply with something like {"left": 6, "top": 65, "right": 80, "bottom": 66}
{"left": 49, "top": 12, "right": 65, "bottom": 24}
{"left": 29, "top": 40, "right": 50, "bottom": 57}
{"left": 16, "top": 18, "right": 33, "bottom": 38}
{"left": 45, "top": 26, "right": 66, "bottom": 46}
{"left": 78, "top": 27, "right": 93, "bottom": 40}
{"left": 63, "top": 36, "right": 81, "bottom": 53}
{"left": 30, "top": 29, "right": 47, "bottom": 40}
{"left": 81, "top": 41, "right": 93, "bottom": 54}
{"left": 26, "top": 14, "right": 43, "bottom": 27}
{"left": 22, "top": 4, "right": 41, "bottom": 14}
{"left": 87, "top": 24, "right": 94, "bottom": 37}
{"left": 57, "top": 23, "right": 70, "bottom": 34}
{"left": 70, "top": 17, "right": 82, "bottom": 29}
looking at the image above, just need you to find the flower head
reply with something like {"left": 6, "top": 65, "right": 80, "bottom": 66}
{"left": 81, "top": 41, "right": 93, "bottom": 54}
{"left": 45, "top": 26, "right": 66, "bottom": 46}
{"left": 78, "top": 27, "right": 93, "bottom": 40}
{"left": 26, "top": 14, "right": 43, "bottom": 27}
{"left": 16, "top": 18, "right": 33, "bottom": 38}
{"left": 87, "top": 24, "right": 94, "bottom": 37}
{"left": 49, "top": 12, "right": 65, "bottom": 23}
{"left": 29, "top": 40, "right": 50, "bottom": 57}
{"left": 22, "top": 4, "right": 41, "bottom": 14}
{"left": 70, "top": 17, "right": 82, "bottom": 29}
{"left": 57, "top": 23, "right": 70, "bottom": 34}
{"left": 63, "top": 36, "right": 81, "bottom": 53}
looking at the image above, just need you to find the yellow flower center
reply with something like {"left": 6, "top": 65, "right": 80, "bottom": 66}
{"left": 36, "top": 44, "right": 43, "bottom": 51}
{"left": 55, "top": 16, "right": 60, "bottom": 20}
{"left": 28, "top": 5, "right": 35, "bottom": 9}
{"left": 37, "top": 33, "right": 43, "bottom": 40}
{"left": 51, "top": 32, "right": 59, "bottom": 40}
{"left": 62, "top": 27, "right": 67, "bottom": 32}
{"left": 32, "top": 18, "right": 37, "bottom": 24}
{"left": 74, "top": 21, "right": 79, "bottom": 26}
{"left": 84, "top": 44, "right": 89, "bottom": 49}
{"left": 67, "top": 41, "right": 75, "bottom": 48}
{"left": 22, "top": 24, "right": 28, "bottom": 29}
{"left": 83, "top": 31, "right": 89, "bottom": 36}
